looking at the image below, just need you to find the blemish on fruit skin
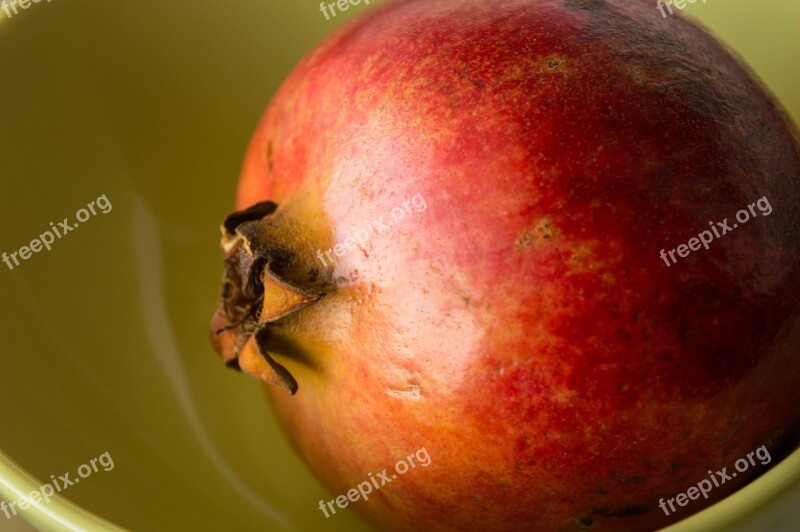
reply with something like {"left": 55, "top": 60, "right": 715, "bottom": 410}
{"left": 542, "top": 55, "right": 568, "bottom": 74}
{"left": 625, "top": 64, "right": 649, "bottom": 85}
{"left": 450, "top": 64, "right": 485, "bottom": 89}
{"left": 617, "top": 475, "right": 645, "bottom": 484}
{"left": 517, "top": 219, "right": 557, "bottom": 249}
{"left": 387, "top": 384, "right": 421, "bottom": 400}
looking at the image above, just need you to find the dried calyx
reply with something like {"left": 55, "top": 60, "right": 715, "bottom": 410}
{"left": 210, "top": 201, "right": 327, "bottom": 394}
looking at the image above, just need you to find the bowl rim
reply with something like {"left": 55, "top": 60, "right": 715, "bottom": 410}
{"left": 0, "top": 451, "right": 124, "bottom": 531}
{"left": 1, "top": 444, "right": 798, "bottom": 530}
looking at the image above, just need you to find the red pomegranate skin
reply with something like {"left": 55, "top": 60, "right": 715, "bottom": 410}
{"left": 229, "top": 0, "right": 800, "bottom": 529}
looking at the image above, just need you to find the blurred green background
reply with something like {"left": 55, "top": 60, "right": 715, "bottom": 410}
{"left": 0, "top": 0, "right": 797, "bottom": 531}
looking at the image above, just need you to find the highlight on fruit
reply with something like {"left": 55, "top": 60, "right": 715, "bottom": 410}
{"left": 315, "top": 192, "right": 428, "bottom": 269}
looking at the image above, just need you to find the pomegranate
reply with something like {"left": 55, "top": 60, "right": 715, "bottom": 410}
{"left": 210, "top": 0, "right": 800, "bottom": 529}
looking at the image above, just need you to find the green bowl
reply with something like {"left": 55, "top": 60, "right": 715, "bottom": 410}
{"left": 0, "top": 0, "right": 798, "bottom": 530}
